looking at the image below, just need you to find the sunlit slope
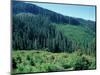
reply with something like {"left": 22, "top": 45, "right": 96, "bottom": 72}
{"left": 55, "top": 24, "right": 95, "bottom": 50}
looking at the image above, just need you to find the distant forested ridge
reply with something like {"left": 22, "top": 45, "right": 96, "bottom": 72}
{"left": 13, "top": 1, "right": 96, "bottom": 30}
{"left": 12, "top": 1, "right": 96, "bottom": 55}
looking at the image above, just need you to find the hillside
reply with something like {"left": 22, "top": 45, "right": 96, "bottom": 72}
{"left": 55, "top": 24, "right": 95, "bottom": 54}
{"left": 12, "top": 1, "right": 96, "bottom": 31}
{"left": 12, "top": 1, "right": 96, "bottom": 54}
{"left": 12, "top": 1, "right": 96, "bottom": 74}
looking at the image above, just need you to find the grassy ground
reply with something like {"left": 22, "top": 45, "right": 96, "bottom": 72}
{"left": 12, "top": 50, "right": 96, "bottom": 74}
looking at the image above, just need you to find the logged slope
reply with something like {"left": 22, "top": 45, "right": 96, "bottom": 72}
{"left": 55, "top": 24, "right": 95, "bottom": 54}
{"left": 56, "top": 24, "right": 94, "bottom": 41}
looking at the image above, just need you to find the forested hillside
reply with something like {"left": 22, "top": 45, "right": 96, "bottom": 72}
{"left": 12, "top": 1, "right": 96, "bottom": 55}
{"left": 12, "top": 1, "right": 96, "bottom": 73}
{"left": 13, "top": 1, "right": 96, "bottom": 31}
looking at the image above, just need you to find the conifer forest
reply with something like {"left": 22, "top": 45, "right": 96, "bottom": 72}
{"left": 12, "top": 1, "right": 96, "bottom": 74}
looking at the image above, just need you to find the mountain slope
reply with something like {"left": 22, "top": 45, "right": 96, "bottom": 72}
{"left": 13, "top": 1, "right": 96, "bottom": 28}
{"left": 12, "top": 1, "right": 96, "bottom": 55}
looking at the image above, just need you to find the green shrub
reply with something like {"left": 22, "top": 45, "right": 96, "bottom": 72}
{"left": 82, "top": 54, "right": 96, "bottom": 69}
{"left": 67, "top": 53, "right": 90, "bottom": 70}
{"left": 47, "top": 63, "right": 64, "bottom": 72}
{"left": 53, "top": 57, "right": 70, "bottom": 69}
{"left": 16, "top": 63, "right": 24, "bottom": 73}
{"left": 12, "top": 58, "right": 17, "bottom": 69}
{"left": 74, "top": 57, "right": 90, "bottom": 70}
{"left": 39, "top": 63, "right": 64, "bottom": 72}
{"left": 31, "top": 67, "right": 40, "bottom": 72}
{"left": 16, "top": 63, "right": 35, "bottom": 73}
{"left": 89, "top": 58, "right": 96, "bottom": 69}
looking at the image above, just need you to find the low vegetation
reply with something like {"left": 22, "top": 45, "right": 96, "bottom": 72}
{"left": 12, "top": 50, "right": 96, "bottom": 74}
